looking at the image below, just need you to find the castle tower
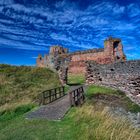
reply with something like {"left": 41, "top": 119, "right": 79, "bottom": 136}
{"left": 104, "top": 37, "right": 126, "bottom": 62}
{"left": 36, "top": 54, "right": 45, "bottom": 67}
{"left": 49, "top": 45, "right": 68, "bottom": 55}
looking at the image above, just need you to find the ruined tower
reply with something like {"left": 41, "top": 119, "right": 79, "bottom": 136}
{"left": 36, "top": 54, "right": 44, "bottom": 68}
{"left": 104, "top": 37, "right": 126, "bottom": 62}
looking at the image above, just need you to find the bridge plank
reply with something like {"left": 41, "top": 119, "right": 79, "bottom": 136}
{"left": 26, "top": 94, "right": 70, "bottom": 120}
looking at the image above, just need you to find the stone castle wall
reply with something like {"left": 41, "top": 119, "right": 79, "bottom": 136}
{"left": 37, "top": 37, "right": 126, "bottom": 75}
{"left": 86, "top": 60, "right": 140, "bottom": 105}
{"left": 68, "top": 38, "right": 126, "bottom": 73}
{"left": 68, "top": 37, "right": 126, "bottom": 74}
{"left": 36, "top": 37, "right": 126, "bottom": 84}
{"left": 68, "top": 48, "right": 113, "bottom": 74}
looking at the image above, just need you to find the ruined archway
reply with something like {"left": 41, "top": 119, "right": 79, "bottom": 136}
{"left": 67, "top": 61, "right": 86, "bottom": 85}
{"left": 113, "top": 41, "right": 121, "bottom": 60}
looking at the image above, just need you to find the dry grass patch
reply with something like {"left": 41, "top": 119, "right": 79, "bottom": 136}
{"left": 75, "top": 105, "right": 140, "bottom": 140}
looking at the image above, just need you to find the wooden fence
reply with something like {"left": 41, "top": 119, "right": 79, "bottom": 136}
{"left": 69, "top": 86, "right": 85, "bottom": 106}
{"left": 39, "top": 86, "right": 65, "bottom": 105}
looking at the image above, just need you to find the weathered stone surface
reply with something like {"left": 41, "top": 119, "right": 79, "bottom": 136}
{"left": 85, "top": 60, "right": 140, "bottom": 105}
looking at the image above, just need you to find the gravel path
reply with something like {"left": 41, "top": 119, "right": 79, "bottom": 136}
{"left": 26, "top": 85, "right": 82, "bottom": 120}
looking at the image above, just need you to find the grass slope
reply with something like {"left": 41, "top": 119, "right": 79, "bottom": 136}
{"left": 67, "top": 73, "right": 85, "bottom": 85}
{"left": 86, "top": 85, "right": 140, "bottom": 113}
{"left": 0, "top": 64, "right": 61, "bottom": 112}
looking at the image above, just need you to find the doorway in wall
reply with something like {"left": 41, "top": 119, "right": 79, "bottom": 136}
{"left": 67, "top": 69, "right": 86, "bottom": 85}
{"left": 113, "top": 41, "right": 121, "bottom": 60}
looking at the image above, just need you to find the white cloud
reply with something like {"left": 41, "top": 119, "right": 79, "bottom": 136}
{"left": 0, "top": 0, "right": 14, "bottom": 5}
{"left": 113, "top": 4, "right": 125, "bottom": 14}
{"left": 31, "top": 56, "right": 38, "bottom": 59}
{"left": 127, "top": 4, "right": 140, "bottom": 17}
{"left": 0, "top": 0, "right": 140, "bottom": 61}
{"left": 114, "top": 23, "right": 136, "bottom": 30}
{"left": 0, "top": 37, "right": 48, "bottom": 51}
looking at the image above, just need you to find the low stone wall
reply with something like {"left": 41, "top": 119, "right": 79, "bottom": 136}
{"left": 58, "top": 67, "right": 68, "bottom": 85}
{"left": 70, "top": 48, "right": 104, "bottom": 55}
{"left": 86, "top": 60, "right": 140, "bottom": 105}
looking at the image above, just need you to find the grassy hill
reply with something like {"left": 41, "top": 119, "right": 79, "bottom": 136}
{"left": 0, "top": 64, "right": 61, "bottom": 112}
{"left": 0, "top": 65, "right": 140, "bottom": 140}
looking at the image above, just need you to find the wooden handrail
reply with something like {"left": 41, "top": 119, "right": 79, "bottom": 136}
{"left": 69, "top": 86, "right": 85, "bottom": 107}
{"left": 39, "top": 86, "right": 65, "bottom": 105}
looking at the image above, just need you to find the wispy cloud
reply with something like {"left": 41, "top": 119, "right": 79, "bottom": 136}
{"left": 0, "top": 0, "right": 140, "bottom": 65}
{"left": 127, "top": 3, "right": 140, "bottom": 17}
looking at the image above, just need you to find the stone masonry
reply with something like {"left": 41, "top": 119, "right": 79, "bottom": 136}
{"left": 68, "top": 37, "right": 126, "bottom": 74}
{"left": 36, "top": 37, "right": 126, "bottom": 84}
{"left": 85, "top": 60, "right": 140, "bottom": 105}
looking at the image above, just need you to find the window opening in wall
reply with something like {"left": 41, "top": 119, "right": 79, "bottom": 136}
{"left": 110, "top": 68, "right": 114, "bottom": 71}
{"left": 113, "top": 41, "right": 120, "bottom": 60}
{"left": 99, "top": 78, "right": 102, "bottom": 81}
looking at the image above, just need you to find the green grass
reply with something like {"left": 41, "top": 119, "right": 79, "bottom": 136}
{"left": 0, "top": 65, "right": 140, "bottom": 139}
{"left": 86, "top": 85, "right": 123, "bottom": 98}
{"left": 0, "top": 107, "right": 80, "bottom": 140}
{"left": 86, "top": 85, "right": 140, "bottom": 113}
{"left": 0, "top": 104, "right": 139, "bottom": 140}
{"left": 0, "top": 104, "right": 35, "bottom": 122}
{"left": 64, "top": 85, "right": 70, "bottom": 93}
{"left": 0, "top": 64, "right": 61, "bottom": 112}
{"left": 67, "top": 73, "right": 85, "bottom": 85}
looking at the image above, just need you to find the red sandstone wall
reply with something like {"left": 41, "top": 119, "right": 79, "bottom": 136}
{"left": 36, "top": 58, "right": 45, "bottom": 67}
{"left": 71, "top": 51, "right": 113, "bottom": 63}
{"left": 68, "top": 61, "right": 86, "bottom": 74}
{"left": 36, "top": 39, "right": 126, "bottom": 76}
{"left": 68, "top": 51, "right": 114, "bottom": 74}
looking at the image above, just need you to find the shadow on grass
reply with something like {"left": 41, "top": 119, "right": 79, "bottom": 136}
{"left": 67, "top": 83, "right": 83, "bottom": 86}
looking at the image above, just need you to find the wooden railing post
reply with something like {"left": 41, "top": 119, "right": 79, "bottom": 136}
{"left": 69, "top": 86, "right": 85, "bottom": 107}
{"left": 59, "top": 87, "right": 61, "bottom": 97}
{"left": 42, "top": 93, "right": 45, "bottom": 105}
{"left": 73, "top": 91, "right": 76, "bottom": 106}
{"left": 49, "top": 90, "right": 51, "bottom": 103}
{"left": 69, "top": 92, "right": 72, "bottom": 106}
{"left": 54, "top": 88, "right": 57, "bottom": 99}
{"left": 62, "top": 86, "right": 65, "bottom": 96}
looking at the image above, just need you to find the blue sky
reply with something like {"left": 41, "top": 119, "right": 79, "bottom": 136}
{"left": 0, "top": 0, "right": 140, "bottom": 65}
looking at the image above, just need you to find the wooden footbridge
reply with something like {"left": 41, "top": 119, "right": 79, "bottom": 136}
{"left": 26, "top": 86, "right": 85, "bottom": 120}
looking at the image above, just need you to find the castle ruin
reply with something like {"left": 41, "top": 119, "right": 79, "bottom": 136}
{"left": 37, "top": 37, "right": 126, "bottom": 84}
{"left": 36, "top": 37, "right": 140, "bottom": 105}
